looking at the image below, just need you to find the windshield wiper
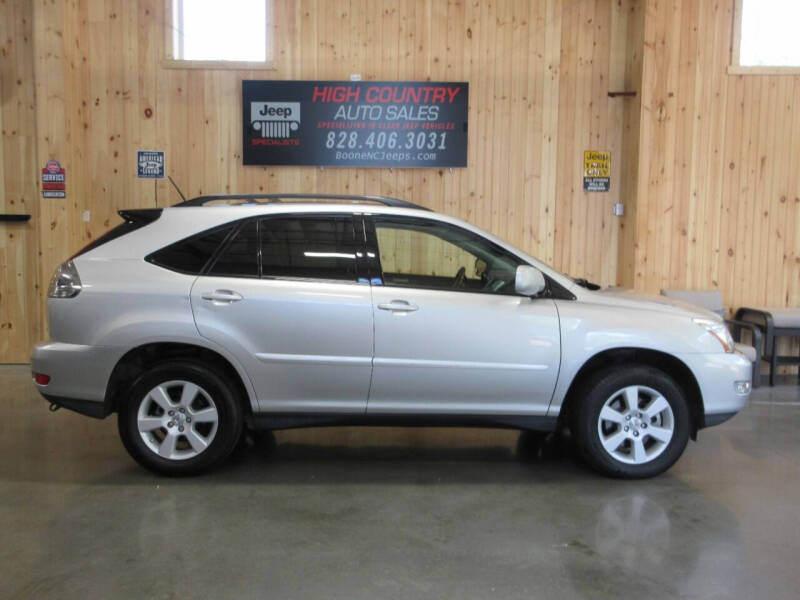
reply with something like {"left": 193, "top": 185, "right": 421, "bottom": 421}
{"left": 570, "top": 277, "right": 602, "bottom": 291}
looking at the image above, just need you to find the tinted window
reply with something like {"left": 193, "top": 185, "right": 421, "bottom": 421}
{"left": 208, "top": 220, "right": 259, "bottom": 277}
{"left": 261, "top": 216, "right": 357, "bottom": 281}
{"left": 147, "top": 225, "right": 232, "bottom": 274}
{"left": 374, "top": 217, "right": 524, "bottom": 294}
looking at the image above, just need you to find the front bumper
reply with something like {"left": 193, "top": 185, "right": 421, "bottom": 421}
{"left": 678, "top": 350, "right": 752, "bottom": 429}
{"left": 703, "top": 411, "right": 738, "bottom": 427}
{"left": 31, "top": 342, "right": 125, "bottom": 417}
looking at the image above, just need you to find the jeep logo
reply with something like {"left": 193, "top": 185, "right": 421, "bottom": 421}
{"left": 260, "top": 105, "right": 292, "bottom": 118}
{"left": 250, "top": 102, "right": 300, "bottom": 123}
{"left": 250, "top": 102, "right": 301, "bottom": 139}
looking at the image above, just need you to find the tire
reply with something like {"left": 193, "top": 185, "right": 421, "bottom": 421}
{"left": 118, "top": 360, "right": 244, "bottom": 476}
{"left": 572, "top": 365, "right": 690, "bottom": 479}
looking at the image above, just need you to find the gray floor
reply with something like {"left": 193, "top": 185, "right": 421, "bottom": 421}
{"left": 1, "top": 365, "right": 800, "bottom": 599}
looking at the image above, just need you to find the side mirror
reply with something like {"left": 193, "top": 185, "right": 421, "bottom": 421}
{"left": 515, "top": 266, "right": 546, "bottom": 297}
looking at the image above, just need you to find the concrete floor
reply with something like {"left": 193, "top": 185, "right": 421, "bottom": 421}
{"left": 1, "top": 365, "right": 800, "bottom": 599}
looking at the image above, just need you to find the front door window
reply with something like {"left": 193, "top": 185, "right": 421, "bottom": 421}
{"left": 373, "top": 217, "right": 524, "bottom": 295}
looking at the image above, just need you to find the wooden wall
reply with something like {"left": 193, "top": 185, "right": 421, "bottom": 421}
{"left": 1, "top": 0, "right": 799, "bottom": 364}
{"left": 1, "top": 0, "right": 632, "bottom": 362}
{"left": 0, "top": 0, "right": 42, "bottom": 363}
{"left": 615, "top": 0, "right": 645, "bottom": 289}
{"left": 627, "top": 0, "right": 800, "bottom": 310}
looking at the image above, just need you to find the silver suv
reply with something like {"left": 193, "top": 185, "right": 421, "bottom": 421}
{"left": 32, "top": 194, "right": 752, "bottom": 477}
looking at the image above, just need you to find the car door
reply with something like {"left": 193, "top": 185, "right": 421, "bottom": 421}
{"left": 365, "top": 215, "right": 560, "bottom": 415}
{"left": 190, "top": 214, "right": 373, "bottom": 413}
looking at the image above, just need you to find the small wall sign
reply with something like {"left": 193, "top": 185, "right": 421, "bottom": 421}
{"left": 583, "top": 150, "right": 610, "bottom": 192}
{"left": 41, "top": 160, "right": 66, "bottom": 198}
{"left": 137, "top": 150, "right": 165, "bottom": 178}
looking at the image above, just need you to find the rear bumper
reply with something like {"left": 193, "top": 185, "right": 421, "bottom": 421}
{"left": 41, "top": 393, "right": 112, "bottom": 419}
{"left": 31, "top": 342, "right": 124, "bottom": 416}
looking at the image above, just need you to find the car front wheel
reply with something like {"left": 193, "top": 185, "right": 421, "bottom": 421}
{"left": 118, "top": 360, "right": 244, "bottom": 476}
{"left": 573, "top": 366, "right": 690, "bottom": 478}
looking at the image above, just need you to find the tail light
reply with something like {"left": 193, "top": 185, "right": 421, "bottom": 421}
{"left": 48, "top": 260, "right": 82, "bottom": 298}
{"left": 33, "top": 373, "right": 51, "bottom": 385}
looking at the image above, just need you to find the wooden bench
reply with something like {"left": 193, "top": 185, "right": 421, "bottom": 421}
{"left": 734, "top": 308, "right": 800, "bottom": 386}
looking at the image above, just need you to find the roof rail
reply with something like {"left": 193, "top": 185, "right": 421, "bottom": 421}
{"left": 173, "top": 193, "right": 429, "bottom": 211}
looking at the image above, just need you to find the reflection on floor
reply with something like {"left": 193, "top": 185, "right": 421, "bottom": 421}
{"left": 1, "top": 365, "right": 799, "bottom": 599}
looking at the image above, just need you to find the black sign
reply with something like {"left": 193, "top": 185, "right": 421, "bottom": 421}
{"left": 583, "top": 177, "right": 610, "bottom": 192}
{"left": 242, "top": 80, "right": 468, "bottom": 168}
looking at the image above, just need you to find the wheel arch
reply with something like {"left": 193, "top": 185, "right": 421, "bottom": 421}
{"left": 556, "top": 347, "right": 704, "bottom": 439}
{"left": 104, "top": 342, "right": 256, "bottom": 416}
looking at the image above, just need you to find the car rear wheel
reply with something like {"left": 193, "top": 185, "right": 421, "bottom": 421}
{"left": 573, "top": 366, "right": 690, "bottom": 478}
{"left": 118, "top": 361, "right": 244, "bottom": 476}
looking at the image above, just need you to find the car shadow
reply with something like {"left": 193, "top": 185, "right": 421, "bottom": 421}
{"left": 204, "top": 428, "right": 585, "bottom": 486}
{"left": 0, "top": 425, "right": 593, "bottom": 486}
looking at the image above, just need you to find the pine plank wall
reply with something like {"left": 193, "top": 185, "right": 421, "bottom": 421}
{"left": 0, "top": 0, "right": 798, "bottom": 366}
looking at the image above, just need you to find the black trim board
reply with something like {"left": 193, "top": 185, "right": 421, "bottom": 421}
{"left": 0, "top": 214, "right": 31, "bottom": 222}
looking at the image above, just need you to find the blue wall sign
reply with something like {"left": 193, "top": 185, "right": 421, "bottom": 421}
{"left": 137, "top": 151, "right": 165, "bottom": 178}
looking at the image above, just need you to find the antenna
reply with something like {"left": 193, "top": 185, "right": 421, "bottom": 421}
{"left": 167, "top": 175, "right": 187, "bottom": 203}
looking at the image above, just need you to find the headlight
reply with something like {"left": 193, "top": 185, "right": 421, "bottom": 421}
{"left": 48, "top": 260, "right": 82, "bottom": 298}
{"left": 693, "top": 318, "right": 734, "bottom": 353}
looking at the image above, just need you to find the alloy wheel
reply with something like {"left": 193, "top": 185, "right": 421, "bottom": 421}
{"left": 596, "top": 385, "right": 674, "bottom": 465}
{"left": 137, "top": 380, "right": 219, "bottom": 460}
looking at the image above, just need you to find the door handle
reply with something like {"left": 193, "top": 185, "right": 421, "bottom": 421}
{"left": 201, "top": 289, "right": 243, "bottom": 303}
{"left": 377, "top": 299, "right": 419, "bottom": 313}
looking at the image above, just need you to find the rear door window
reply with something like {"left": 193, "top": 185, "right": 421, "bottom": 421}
{"left": 260, "top": 216, "right": 358, "bottom": 281}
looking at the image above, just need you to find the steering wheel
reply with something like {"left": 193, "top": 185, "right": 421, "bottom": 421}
{"left": 481, "top": 271, "right": 512, "bottom": 293}
{"left": 452, "top": 266, "right": 467, "bottom": 288}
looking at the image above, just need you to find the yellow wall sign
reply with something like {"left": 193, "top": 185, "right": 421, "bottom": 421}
{"left": 583, "top": 150, "right": 610, "bottom": 192}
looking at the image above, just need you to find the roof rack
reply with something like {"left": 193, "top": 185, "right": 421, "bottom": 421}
{"left": 174, "top": 193, "right": 429, "bottom": 211}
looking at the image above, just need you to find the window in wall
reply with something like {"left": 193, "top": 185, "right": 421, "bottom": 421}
{"left": 166, "top": 0, "right": 274, "bottom": 68}
{"left": 732, "top": 0, "right": 800, "bottom": 73}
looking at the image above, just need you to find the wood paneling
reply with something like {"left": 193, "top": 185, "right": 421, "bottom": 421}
{"left": 1, "top": 0, "right": 633, "bottom": 361}
{"left": 616, "top": 0, "right": 645, "bottom": 288}
{"left": 628, "top": 0, "right": 800, "bottom": 313}
{"left": 3, "top": 0, "right": 798, "bottom": 366}
{"left": 623, "top": 0, "right": 800, "bottom": 368}
{"left": 0, "top": 0, "right": 41, "bottom": 363}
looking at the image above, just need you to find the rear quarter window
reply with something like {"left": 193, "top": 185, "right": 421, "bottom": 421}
{"left": 206, "top": 220, "right": 259, "bottom": 278}
{"left": 146, "top": 225, "right": 234, "bottom": 274}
